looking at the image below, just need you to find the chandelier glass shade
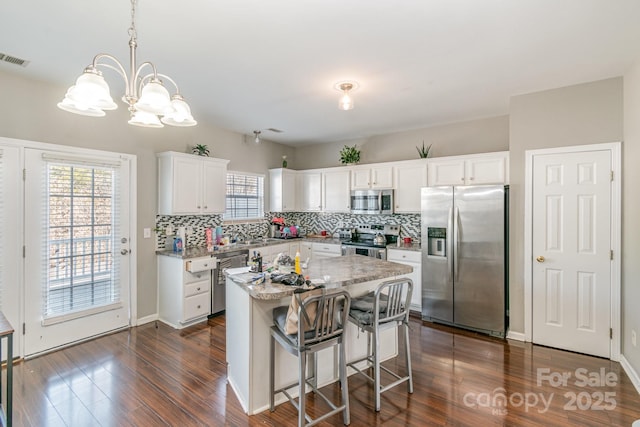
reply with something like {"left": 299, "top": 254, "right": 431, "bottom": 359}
{"left": 57, "top": 0, "right": 196, "bottom": 128}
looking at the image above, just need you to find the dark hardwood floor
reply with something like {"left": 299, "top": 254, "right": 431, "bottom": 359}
{"left": 6, "top": 315, "right": 640, "bottom": 426}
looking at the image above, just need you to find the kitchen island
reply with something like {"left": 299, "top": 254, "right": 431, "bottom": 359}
{"left": 225, "top": 255, "right": 412, "bottom": 415}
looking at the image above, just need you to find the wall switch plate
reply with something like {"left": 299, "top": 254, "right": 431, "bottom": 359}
{"left": 143, "top": 228, "right": 151, "bottom": 239}
{"left": 632, "top": 330, "right": 637, "bottom": 347}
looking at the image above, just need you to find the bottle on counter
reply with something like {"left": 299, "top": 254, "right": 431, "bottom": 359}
{"left": 173, "top": 237, "right": 183, "bottom": 252}
{"left": 294, "top": 251, "right": 301, "bottom": 274}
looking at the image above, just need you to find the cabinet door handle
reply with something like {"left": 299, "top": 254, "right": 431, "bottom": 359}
{"left": 197, "top": 287, "right": 201, "bottom": 291}
{"left": 204, "top": 205, "right": 208, "bottom": 209}
{"left": 469, "top": 177, "right": 474, "bottom": 181}
{"left": 197, "top": 205, "right": 201, "bottom": 209}
{"left": 197, "top": 305, "right": 201, "bottom": 309}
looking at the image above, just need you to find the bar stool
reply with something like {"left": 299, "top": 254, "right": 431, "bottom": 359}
{"left": 346, "top": 278, "right": 413, "bottom": 412}
{"left": 270, "top": 288, "right": 352, "bottom": 427}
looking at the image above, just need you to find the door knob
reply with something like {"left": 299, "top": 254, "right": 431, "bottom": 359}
{"left": 536, "top": 255, "right": 545, "bottom": 263}
{"left": 121, "top": 249, "right": 129, "bottom": 255}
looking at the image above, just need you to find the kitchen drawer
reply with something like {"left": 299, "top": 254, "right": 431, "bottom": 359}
{"left": 312, "top": 242, "right": 342, "bottom": 255}
{"left": 387, "top": 249, "right": 421, "bottom": 263}
{"left": 183, "top": 269, "right": 211, "bottom": 284}
{"left": 183, "top": 292, "right": 210, "bottom": 322}
{"left": 185, "top": 279, "right": 210, "bottom": 297}
{"left": 185, "top": 256, "right": 216, "bottom": 273}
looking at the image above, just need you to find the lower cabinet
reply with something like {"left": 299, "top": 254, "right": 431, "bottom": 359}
{"left": 158, "top": 255, "right": 212, "bottom": 329}
{"left": 386, "top": 249, "right": 422, "bottom": 312}
{"left": 312, "top": 242, "right": 342, "bottom": 259}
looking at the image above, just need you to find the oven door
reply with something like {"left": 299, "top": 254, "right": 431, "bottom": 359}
{"left": 341, "top": 245, "right": 386, "bottom": 260}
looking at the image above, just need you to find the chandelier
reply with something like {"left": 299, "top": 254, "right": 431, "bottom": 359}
{"left": 57, "top": 0, "right": 196, "bottom": 128}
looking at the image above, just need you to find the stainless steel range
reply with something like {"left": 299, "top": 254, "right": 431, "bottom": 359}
{"left": 340, "top": 224, "right": 400, "bottom": 260}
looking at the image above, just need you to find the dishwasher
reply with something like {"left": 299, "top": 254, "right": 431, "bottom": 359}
{"left": 211, "top": 249, "right": 249, "bottom": 315}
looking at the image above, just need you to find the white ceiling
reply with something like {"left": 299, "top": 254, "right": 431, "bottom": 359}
{"left": 2, "top": 0, "right": 640, "bottom": 146}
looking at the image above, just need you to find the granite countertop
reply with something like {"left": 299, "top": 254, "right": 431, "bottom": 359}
{"left": 156, "top": 236, "right": 346, "bottom": 259}
{"left": 156, "top": 236, "right": 419, "bottom": 259}
{"left": 227, "top": 255, "right": 413, "bottom": 300}
{"left": 387, "top": 242, "right": 421, "bottom": 252}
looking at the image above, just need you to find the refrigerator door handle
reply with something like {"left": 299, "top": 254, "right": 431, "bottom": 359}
{"left": 447, "top": 206, "right": 454, "bottom": 281}
{"left": 454, "top": 206, "right": 460, "bottom": 281}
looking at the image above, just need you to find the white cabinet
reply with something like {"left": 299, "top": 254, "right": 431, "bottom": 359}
{"left": 269, "top": 168, "right": 297, "bottom": 212}
{"left": 427, "top": 152, "right": 508, "bottom": 186}
{"left": 299, "top": 241, "right": 313, "bottom": 261}
{"left": 158, "top": 255, "right": 213, "bottom": 329}
{"left": 157, "top": 151, "right": 229, "bottom": 215}
{"left": 352, "top": 165, "right": 394, "bottom": 189}
{"left": 386, "top": 249, "right": 422, "bottom": 312}
{"left": 394, "top": 162, "right": 427, "bottom": 213}
{"left": 322, "top": 169, "right": 351, "bottom": 212}
{"left": 312, "top": 242, "right": 342, "bottom": 259}
{"left": 297, "top": 171, "right": 322, "bottom": 211}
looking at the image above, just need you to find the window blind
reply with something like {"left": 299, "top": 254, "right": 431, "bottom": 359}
{"left": 224, "top": 172, "right": 264, "bottom": 220}
{"left": 42, "top": 159, "right": 121, "bottom": 321}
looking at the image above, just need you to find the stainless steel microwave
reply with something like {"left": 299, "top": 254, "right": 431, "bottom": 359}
{"left": 350, "top": 189, "right": 394, "bottom": 215}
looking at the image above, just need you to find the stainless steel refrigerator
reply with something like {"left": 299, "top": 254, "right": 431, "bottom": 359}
{"left": 421, "top": 185, "right": 508, "bottom": 337}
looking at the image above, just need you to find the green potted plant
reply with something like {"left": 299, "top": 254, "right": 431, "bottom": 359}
{"left": 192, "top": 144, "right": 210, "bottom": 157}
{"left": 339, "top": 144, "right": 361, "bottom": 165}
{"left": 416, "top": 141, "right": 432, "bottom": 159}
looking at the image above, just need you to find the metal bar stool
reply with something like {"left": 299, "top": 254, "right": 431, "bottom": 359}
{"left": 346, "top": 278, "right": 413, "bottom": 411}
{"left": 270, "top": 288, "right": 352, "bottom": 427}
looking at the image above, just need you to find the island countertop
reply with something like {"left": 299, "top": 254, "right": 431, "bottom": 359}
{"left": 227, "top": 255, "right": 413, "bottom": 300}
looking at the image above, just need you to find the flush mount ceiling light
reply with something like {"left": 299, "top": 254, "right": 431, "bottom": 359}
{"left": 253, "top": 130, "right": 261, "bottom": 144}
{"left": 57, "top": 0, "right": 196, "bottom": 128}
{"left": 334, "top": 81, "right": 359, "bottom": 111}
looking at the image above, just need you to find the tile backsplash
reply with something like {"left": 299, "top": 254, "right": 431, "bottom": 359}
{"left": 156, "top": 212, "right": 421, "bottom": 250}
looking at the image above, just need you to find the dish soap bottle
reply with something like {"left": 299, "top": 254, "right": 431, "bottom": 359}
{"left": 294, "top": 251, "right": 301, "bottom": 274}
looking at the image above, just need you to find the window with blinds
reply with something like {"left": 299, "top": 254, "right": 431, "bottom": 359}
{"left": 224, "top": 172, "right": 264, "bottom": 220}
{"left": 43, "top": 160, "right": 120, "bottom": 320}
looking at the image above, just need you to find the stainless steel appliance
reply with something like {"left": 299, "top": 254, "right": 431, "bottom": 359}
{"left": 340, "top": 224, "right": 400, "bottom": 260}
{"left": 421, "top": 185, "right": 508, "bottom": 337}
{"left": 211, "top": 249, "right": 248, "bottom": 315}
{"left": 350, "top": 190, "right": 394, "bottom": 215}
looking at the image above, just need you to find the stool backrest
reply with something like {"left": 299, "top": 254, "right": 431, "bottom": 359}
{"left": 297, "top": 289, "right": 351, "bottom": 347}
{"left": 375, "top": 278, "right": 413, "bottom": 325}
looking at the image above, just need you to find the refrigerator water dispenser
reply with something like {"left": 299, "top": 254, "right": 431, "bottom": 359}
{"left": 427, "top": 227, "right": 446, "bottom": 257}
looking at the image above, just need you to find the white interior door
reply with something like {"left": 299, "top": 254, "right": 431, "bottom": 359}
{"left": 532, "top": 150, "right": 612, "bottom": 358}
{"left": 23, "top": 148, "right": 131, "bottom": 357}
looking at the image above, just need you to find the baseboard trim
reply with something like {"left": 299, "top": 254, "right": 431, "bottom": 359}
{"left": 506, "top": 330, "right": 526, "bottom": 342}
{"left": 620, "top": 355, "right": 640, "bottom": 396}
{"left": 136, "top": 314, "right": 158, "bottom": 326}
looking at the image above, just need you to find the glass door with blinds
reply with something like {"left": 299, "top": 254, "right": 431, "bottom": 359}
{"left": 23, "top": 148, "right": 131, "bottom": 356}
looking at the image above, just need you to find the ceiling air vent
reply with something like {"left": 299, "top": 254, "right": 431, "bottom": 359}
{"left": 0, "top": 53, "right": 30, "bottom": 67}
{"left": 266, "top": 128, "right": 283, "bottom": 133}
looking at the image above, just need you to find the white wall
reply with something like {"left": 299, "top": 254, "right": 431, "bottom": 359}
{"left": 623, "top": 62, "right": 640, "bottom": 377}
{"left": 508, "top": 77, "right": 624, "bottom": 335}
{"left": 293, "top": 116, "right": 509, "bottom": 169}
{"left": 0, "top": 69, "right": 295, "bottom": 319}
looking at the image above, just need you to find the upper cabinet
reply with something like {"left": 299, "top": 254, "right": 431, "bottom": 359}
{"left": 158, "top": 151, "right": 229, "bottom": 215}
{"left": 393, "top": 162, "right": 428, "bottom": 213}
{"left": 351, "top": 165, "right": 394, "bottom": 190}
{"left": 297, "top": 170, "right": 322, "bottom": 212}
{"left": 269, "top": 168, "right": 297, "bottom": 212}
{"left": 427, "top": 152, "right": 508, "bottom": 186}
{"left": 322, "top": 169, "right": 351, "bottom": 212}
